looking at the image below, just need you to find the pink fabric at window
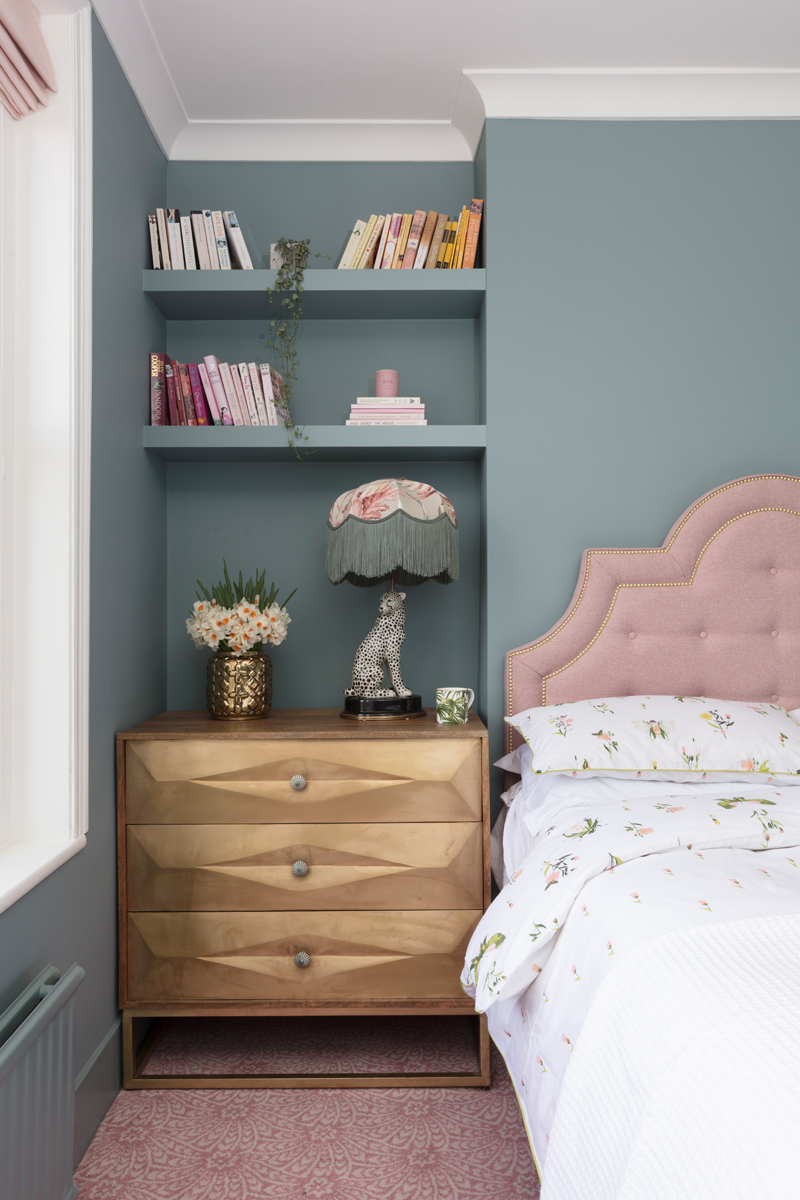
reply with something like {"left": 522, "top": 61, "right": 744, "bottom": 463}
{"left": 0, "top": 0, "right": 57, "bottom": 121}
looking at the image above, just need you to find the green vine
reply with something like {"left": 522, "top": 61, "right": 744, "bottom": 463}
{"left": 266, "top": 237, "right": 330, "bottom": 453}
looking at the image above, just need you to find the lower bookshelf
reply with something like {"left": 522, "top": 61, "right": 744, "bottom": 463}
{"left": 143, "top": 424, "right": 487, "bottom": 463}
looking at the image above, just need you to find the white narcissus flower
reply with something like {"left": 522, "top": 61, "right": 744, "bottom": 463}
{"left": 187, "top": 596, "right": 292, "bottom": 655}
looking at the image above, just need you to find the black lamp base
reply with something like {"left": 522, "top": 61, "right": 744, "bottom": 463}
{"left": 340, "top": 694, "right": 426, "bottom": 721}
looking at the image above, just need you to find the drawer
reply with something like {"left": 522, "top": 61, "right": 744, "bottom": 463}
{"left": 125, "top": 738, "right": 481, "bottom": 824}
{"left": 128, "top": 823, "right": 483, "bottom": 911}
{"left": 127, "top": 910, "right": 480, "bottom": 1002}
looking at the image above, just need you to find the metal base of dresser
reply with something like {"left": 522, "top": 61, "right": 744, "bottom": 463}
{"left": 122, "top": 1009, "right": 491, "bottom": 1090}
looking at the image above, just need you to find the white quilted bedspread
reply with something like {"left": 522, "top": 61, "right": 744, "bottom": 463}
{"left": 542, "top": 912, "right": 800, "bottom": 1200}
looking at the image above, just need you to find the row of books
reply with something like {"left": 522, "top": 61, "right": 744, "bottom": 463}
{"left": 345, "top": 398, "right": 426, "bottom": 426}
{"left": 148, "top": 208, "right": 254, "bottom": 271}
{"left": 149, "top": 353, "right": 285, "bottom": 427}
{"left": 338, "top": 201, "right": 483, "bottom": 271}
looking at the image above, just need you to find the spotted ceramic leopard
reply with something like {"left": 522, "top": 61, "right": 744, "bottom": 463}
{"left": 345, "top": 591, "right": 412, "bottom": 699}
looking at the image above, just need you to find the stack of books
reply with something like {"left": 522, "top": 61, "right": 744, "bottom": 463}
{"left": 346, "top": 399, "right": 426, "bottom": 426}
{"left": 148, "top": 208, "right": 254, "bottom": 270}
{"left": 338, "top": 201, "right": 483, "bottom": 270}
{"left": 149, "top": 353, "right": 285, "bottom": 427}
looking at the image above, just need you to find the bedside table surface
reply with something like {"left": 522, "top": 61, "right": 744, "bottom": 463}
{"left": 118, "top": 708, "right": 488, "bottom": 741}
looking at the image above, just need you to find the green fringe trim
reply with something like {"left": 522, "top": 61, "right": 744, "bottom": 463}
{"left": 326, "top": 510, "right": 459, "bottom": 588}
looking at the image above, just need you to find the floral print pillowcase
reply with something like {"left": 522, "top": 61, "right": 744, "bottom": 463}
{"left": 506, "top": 695, "right": 800, "bottom": 782}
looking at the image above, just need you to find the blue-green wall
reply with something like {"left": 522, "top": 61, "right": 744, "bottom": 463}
{"left": 482, "top": 119, "right": 800, "bottom": 776}
{"left": 167, "top": 162, "right": 476, "bottom": 269}
{"left": 163, "top": 161, "right": 483, "bottom": 712}
{"left": 0, "top": 15, "right": 167, "bottom": 1163}
{"left": 166, "top": 461, "right": 480, "bottom": 712}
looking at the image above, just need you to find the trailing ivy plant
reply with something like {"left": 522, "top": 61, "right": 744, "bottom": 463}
{"left": 266, "top": 237, "right": 330, "bottom": 453}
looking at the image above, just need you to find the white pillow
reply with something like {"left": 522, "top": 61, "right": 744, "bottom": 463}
{"left": 506, "top": 695, "right": 800, "bottom": 782}
{"left": 493, "top": 743, "right": 533, "bottom": 775}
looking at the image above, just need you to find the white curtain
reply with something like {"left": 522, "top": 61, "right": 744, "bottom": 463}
{"left": 0, "top": 0, "right": 56, "bottom": 119}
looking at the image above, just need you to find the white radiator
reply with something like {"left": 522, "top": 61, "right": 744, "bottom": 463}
{"left": 0, "top": 964, "right": 84, "bottom": 1200}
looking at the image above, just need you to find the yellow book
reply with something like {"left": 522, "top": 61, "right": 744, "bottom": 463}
{"left": 350, "top": 215, "right": 378, "bottom": 269}
{"left": 435, "top": 221, "right": 451, "bottom": 268}
{"left": 442, "top": 221, "right": 457, "bottom": 268}
{"left": 453, "top": 206, "right": 468, "bottom": 269}
{"left": 392, "top": 214, "right": 412, "bottom": 268}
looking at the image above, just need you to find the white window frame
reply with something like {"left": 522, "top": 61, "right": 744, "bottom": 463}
{"left": 0, "top": 0, "right": 92, "bottom": 914}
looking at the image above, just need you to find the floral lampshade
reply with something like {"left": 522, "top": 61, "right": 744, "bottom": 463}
{"left": 326, "top": 477, "right": 459, "bottom": 588}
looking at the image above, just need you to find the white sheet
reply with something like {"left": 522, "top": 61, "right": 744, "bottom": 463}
{"left": 542, "top": 913, "right": 800, "bottom": 1199}
{"left": 466, "top": 778, "right": 800, "bottom": 1182}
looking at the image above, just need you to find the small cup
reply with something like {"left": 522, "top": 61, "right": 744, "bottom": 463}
{"left": 375, "top": 369, "right": 399, "bottom": 398}
{"left": 436, "top": 687, "right": 475, "bottom": 725}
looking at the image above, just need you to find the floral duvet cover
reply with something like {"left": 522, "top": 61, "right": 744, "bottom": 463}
{"left": 461, "top": 780, "right": 800, "bottom": 1171}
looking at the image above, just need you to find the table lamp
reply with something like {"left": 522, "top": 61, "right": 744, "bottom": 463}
{"left": 326, "top": 478, "right": 459, "bottom": 720}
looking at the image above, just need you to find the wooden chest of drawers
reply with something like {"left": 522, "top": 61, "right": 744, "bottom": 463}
{"left": 117, "top": 709, "right": 490, "bottom": 1088}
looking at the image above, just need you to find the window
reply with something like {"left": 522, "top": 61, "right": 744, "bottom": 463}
{"left": 0, "top": 2, "right": 91, "bottom": 913}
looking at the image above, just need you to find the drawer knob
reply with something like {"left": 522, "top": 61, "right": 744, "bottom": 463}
{"left": 290, "top": 774, "right": 306, "bottom": 791}
{"left": 292, "top": 860, "right": 309, "bottom": 878}
{"left": 294, "top": 951, "right": 311, "bottom": 969}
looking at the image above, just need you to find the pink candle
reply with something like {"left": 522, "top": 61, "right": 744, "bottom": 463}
{"left": 375, "top": 370, "right": 399, "bottom": 398}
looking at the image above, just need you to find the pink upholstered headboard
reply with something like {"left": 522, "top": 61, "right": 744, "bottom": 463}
{"left": 506, "top": 475, "right": 800, "bottom": 753}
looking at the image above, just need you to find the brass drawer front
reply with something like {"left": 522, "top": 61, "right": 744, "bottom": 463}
{"left": 128, "top": 822, "right": 483, "bottom": 912}
{"left": 127, "top": 910, "right": 480, "bottom": 1002}
{"left": 126, "top": 739, "right": 481, "bottom": 824}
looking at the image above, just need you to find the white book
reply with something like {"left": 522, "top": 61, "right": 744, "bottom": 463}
{"left": 258, "top": 364, "right": 279, "bottom": 425}
{"left": 247, "top": 363, "right": 270, "bottom": 426}
{"left": 202, "top": 210, "right": 220, "bottom": 268}
{"left": 203, "top": 356, "right": 232, "bottom": 424}
{"left": 211, "top": 211, "right": 232, "bottom": 270}
{"left": 167, "top": 212, "right": 185, "bottom": 269}
{"left": 191, "top": 212, "right": 211, "bottom": 269}
{"left": 373, "top": 214, "right": 391, "bottom": 271}
{"left": 180, "top": 215, "right": 197, "bottom": 269}
{"left": 356, "top": 397, "right": 422, "bottom": 404}
{"left": 338, "top": 220, "right": 367, "bottom": 269}
{"left": 346, "top": 419, "right": 427, "bottom": 426}
{"left": 218, "top": 362, "right": 245, "bottom": 425}
{"left": 148, "top": 215, "right": 161, "bottom": 268}
{"left": 358, "top": 214, "right": 385, "bottom": 269}
{"left": 379, "top": 214, "right": 402, "bottom": 269}
{"left": 230, "top": 365, "right": 251, "bottom": 425}
{"left": 156, "top": 208, "right": 171, "bottom": 269}
{"left": 223, "top": 212, "right": 254, "bottom": 269}
{"left": 237, "top": 362, "right": 261, "bottom": 425}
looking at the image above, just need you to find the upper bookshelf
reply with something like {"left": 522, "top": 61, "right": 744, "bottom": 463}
{"left": 143, "top": 269, "right": 486, "bottom": 321}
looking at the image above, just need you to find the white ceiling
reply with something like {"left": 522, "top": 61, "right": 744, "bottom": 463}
{"left": 89, "top": 0, "right": 800, "bottom": 160}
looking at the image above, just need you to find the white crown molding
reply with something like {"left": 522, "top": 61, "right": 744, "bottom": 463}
{"left": 169, "top": 118, "right": 476, "bottom": 162}
{"left": 464, "top": 69, "right": 800, "bottom": 121}
{"left": 90, "top": 0, "right": 185, "bottom": 156}
{"left": 86, "top": 1, "right": 800, "bottom": 163}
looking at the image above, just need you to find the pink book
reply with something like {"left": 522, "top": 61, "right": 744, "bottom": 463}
{"left": 230, "top": 365, "right": 251, "bottom": 426}
{"left": 203, "top": 355, "right": 234, "bottom": 425}
{"left": 197, "top": 362, "right": 221, "bottom": 425}
{"left": 188, "top": 363, "right": 209, "bottom": 425}
{"left": 218, "top": 362, "right": 245, "bottom": 425}
{"left": 402, "top": 210, "right": 427, "bottom": 269}
{"left": 351, "top": 406, "right": 425, "bottom": 413}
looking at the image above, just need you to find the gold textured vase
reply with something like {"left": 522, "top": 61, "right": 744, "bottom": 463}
{"left": 206, "top": 651, "right": 272, "bottom": 720}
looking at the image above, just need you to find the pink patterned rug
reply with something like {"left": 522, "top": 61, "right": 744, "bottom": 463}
{"left": 74, "top": 1017, "right": 539, "bottom": 1200}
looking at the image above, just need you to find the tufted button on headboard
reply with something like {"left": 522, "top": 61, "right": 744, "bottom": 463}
{"left": 505, "top": 475, "right": 800, "bottom": 753}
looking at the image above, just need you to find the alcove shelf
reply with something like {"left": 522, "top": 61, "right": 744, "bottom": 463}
{"left": 143, "top": 424, "right": 487, "bottom": 463}
{"left": 144, "top": 269, "right": 486, "bottom": 321}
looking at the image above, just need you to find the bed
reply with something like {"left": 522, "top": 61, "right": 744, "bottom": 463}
{"left": 462, "top": 473, "right": 800, "bottom": 1199}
